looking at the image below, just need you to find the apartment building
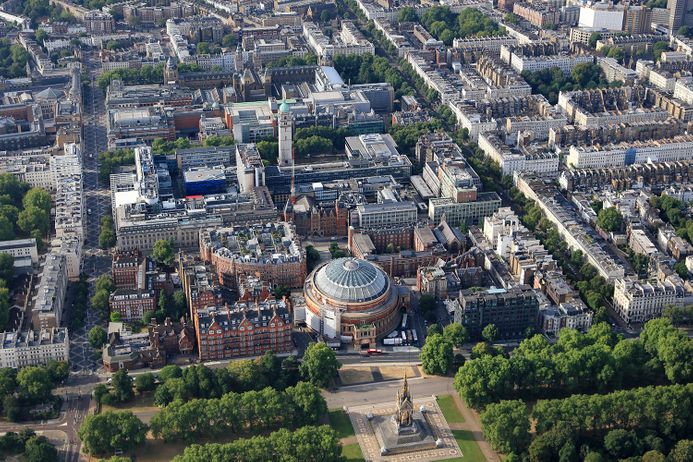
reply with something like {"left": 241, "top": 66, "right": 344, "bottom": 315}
{"left": 454, "top": 285, "right": 539, "bottom": 340}
{"left": 0, "top": 328, "right": 69, "bottom": 369}
{"left": 613, "top": 278, "right": 684, "bottom": 324}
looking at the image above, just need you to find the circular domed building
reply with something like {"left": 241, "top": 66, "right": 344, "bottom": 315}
{"left": 304, "top": 257, "right": 402, "bottom": 347}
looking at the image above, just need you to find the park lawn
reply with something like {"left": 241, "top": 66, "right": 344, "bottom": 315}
{"left": 341, "top": 443, "right": 365, "bottom": 462}
{"left": 328, "top": 409, "right": 355, "bottom": 439}
{"left": 444, "top": 430, "right": 486, "bottom": 462}
{"left": 437, "top": 395, "right": 465, "bottom": 424}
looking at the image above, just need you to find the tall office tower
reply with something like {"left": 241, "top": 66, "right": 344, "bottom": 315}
{"left": 277, "top": 101, "right": 293, "bottom": 167}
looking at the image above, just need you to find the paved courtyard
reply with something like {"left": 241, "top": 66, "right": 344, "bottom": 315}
{"left": 348, "top": 397, "right": 461, "bottom": 462}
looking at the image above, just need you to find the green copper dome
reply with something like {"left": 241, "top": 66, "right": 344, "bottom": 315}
{"left": 279, "top": 101, "right": 291, "bottom": 113}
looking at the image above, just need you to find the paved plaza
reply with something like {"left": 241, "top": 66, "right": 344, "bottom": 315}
{"left": 348, "top": 396, "right": 461, "bottom": 462}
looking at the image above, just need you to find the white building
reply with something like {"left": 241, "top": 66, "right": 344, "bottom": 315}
{"left": 509, "top": 54, "right": 593, "bottom": 75}
{"left": 567, "top": 135, "right": 693, "bottom": 169}
{"left": 0, "top": 328, "right": 69, "bottom": 369}
{"left": 613, "top": 278, "right": 684, "bottom": 324}
{"left": 579, "top": 3, "right": 624, "bottom": 30}
{"left": 33, "top": 252, "right": 68, "bottom": 329}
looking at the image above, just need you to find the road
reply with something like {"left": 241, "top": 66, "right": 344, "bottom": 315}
{"left": 323, "top": 375, "right": 455, "bottom": 409}
{"left": 54, "top": 50, "right": 113, "bottom": 462}
{"left": 0, "top": 391, "right": 91, "bottom": 462}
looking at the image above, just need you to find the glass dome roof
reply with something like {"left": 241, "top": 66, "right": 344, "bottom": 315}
{"left": 313, "top": 257, "right": 389, "bottom": 303}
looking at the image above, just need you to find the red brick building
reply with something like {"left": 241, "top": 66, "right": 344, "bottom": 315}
{"left": 193, "top": 299, "right": 293, "bottom": 360}
{"left": 109, "top": 288, "right": 156, "bottom": 321}
{"left": 179, "top": 255, "right": 224, "bottom": 318}
{"left": 112, "top": 250, "right": 142, "bottom": 289}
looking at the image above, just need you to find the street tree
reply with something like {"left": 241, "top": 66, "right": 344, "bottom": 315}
{"left": 134, "top": 373, "right": 156, "bottom": 393}
{"left": 110, "top": 369, "right": 133, "bottom": 403}
{"left": 420, "top": 333, "right": 453, "bottom": 375}
{"left": 443, "top": 323, "right": 467, "bottom": 347}
{"left": 482, "top": 324, "right": 499, "bottom": 343}
{"left": 299, "top": 342, "right": 341, "bottom": 388}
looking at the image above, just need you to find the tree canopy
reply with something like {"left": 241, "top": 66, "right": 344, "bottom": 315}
{"left": 420, "top": 333, "right": 454, "bottom": 375}
{"left": 152, "top": 239, "right": 176, "bottom": 267}
{"left": 299, "top": 342, "right": 341, "bottom": 388}
{"left": 78, "top": 411, "right": 148, "bottom": 455}
{"left": 596, "top": 206, "right": 623, "bottom": 232}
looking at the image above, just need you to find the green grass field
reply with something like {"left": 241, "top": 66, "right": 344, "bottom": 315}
{"left": 341, "top": 443, "right": 365, "bottom": 462}
{"left": 328, "top": 409, "right": 355, "bottom": 439}
{"left": 444, "top": 430, "right": 486, "bottom": 462}
{"left": 437, "top": 395, "right": 465, "bottom": 424}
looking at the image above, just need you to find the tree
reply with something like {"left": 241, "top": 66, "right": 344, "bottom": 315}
{"left": 78, "top": 411, "right": 148, "bottom": 455}
{"left": 46, "top": 360, "right": 68, "bottom": 384}
{"left": 110, "top": 369, "right": 133, "bottom": 403}
{"left": 17, "top": 366, "right": 52, "bottom": 401}
{"left": 641, "top": 450, "right": 666, "bottom": 462}
{"left": 604, "top": 429, "right": 640, "bottom": 459}
{"left": 454, "top": 354, "right": 512, "bottom": 409}
{"left": 0, "top": 215, "right": 15, "bottom": 241}
{"left": 596, "top": 207, "right": 623, "bottom": 232}
{"left": 306, "top": 245, "right": 320, "bottom": 271}
{"left": 425, "top": 324, "right": 441, "bottom": 338}
{"left": 443, "top": 323, "right": 467, "bottom": 347}
{"left": 134, "top": 372, "right": 156, "bottom": 393}
{"left": 589, "top": 32, "right": 602, "bottom": 48}
{"left": 0, "top": 253, "right": 14, "bottom": 281}
{"left": 196, "top": 41, "right": 211, "bottom": 55}
{"left": 152, "top": 239, "right": 175, "bottom": 267}
{"left": 328, "top": 242, "right": 345, "bottom": 259}
{"left": 398, "top": 6, "right": 418, "bottom": 22}
{"left": 24, "top": 435, "right": 57, "bottom": 462}
{"left": 88, "top": 326, "right": 107, "bottom": 349}
{"left": 157, "top": 364, "right": 182, "bottom": 382}
{"left": 669, "top": 440, "right": 693, "bottom": 462}
{"left": 92, "top": 384, "right": 109, "bottom": 405}
{"left": 420, "top": 334, "right": 453, "bottom": 375}
{"left": 419, "top": 294, "right": 437, "bottom": 322}
{"left": 22, "top": 188, "right": 50, "bottom": 213}
{"left": 171, "top": 289, "right": 187, "bottom": 319}
{"left": 299, "top": 342, "right": 341, "bottom": 388}
{"left": 653, "top": 41, "right": 670, "bottom": 60}
{"left": 480, "top": 400, "right": 530, "bottom": 454}
{"left": 222, "top": 34, "right": 237, "bottom": 48}
{"left": 482, "top": 324, "right": 499, "bottom": 343}
{"left": 110, "top": 311, "right": 122, "bottom": 322}
{"left": 17, "top": 206, "right": 49, "bottom": 236}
